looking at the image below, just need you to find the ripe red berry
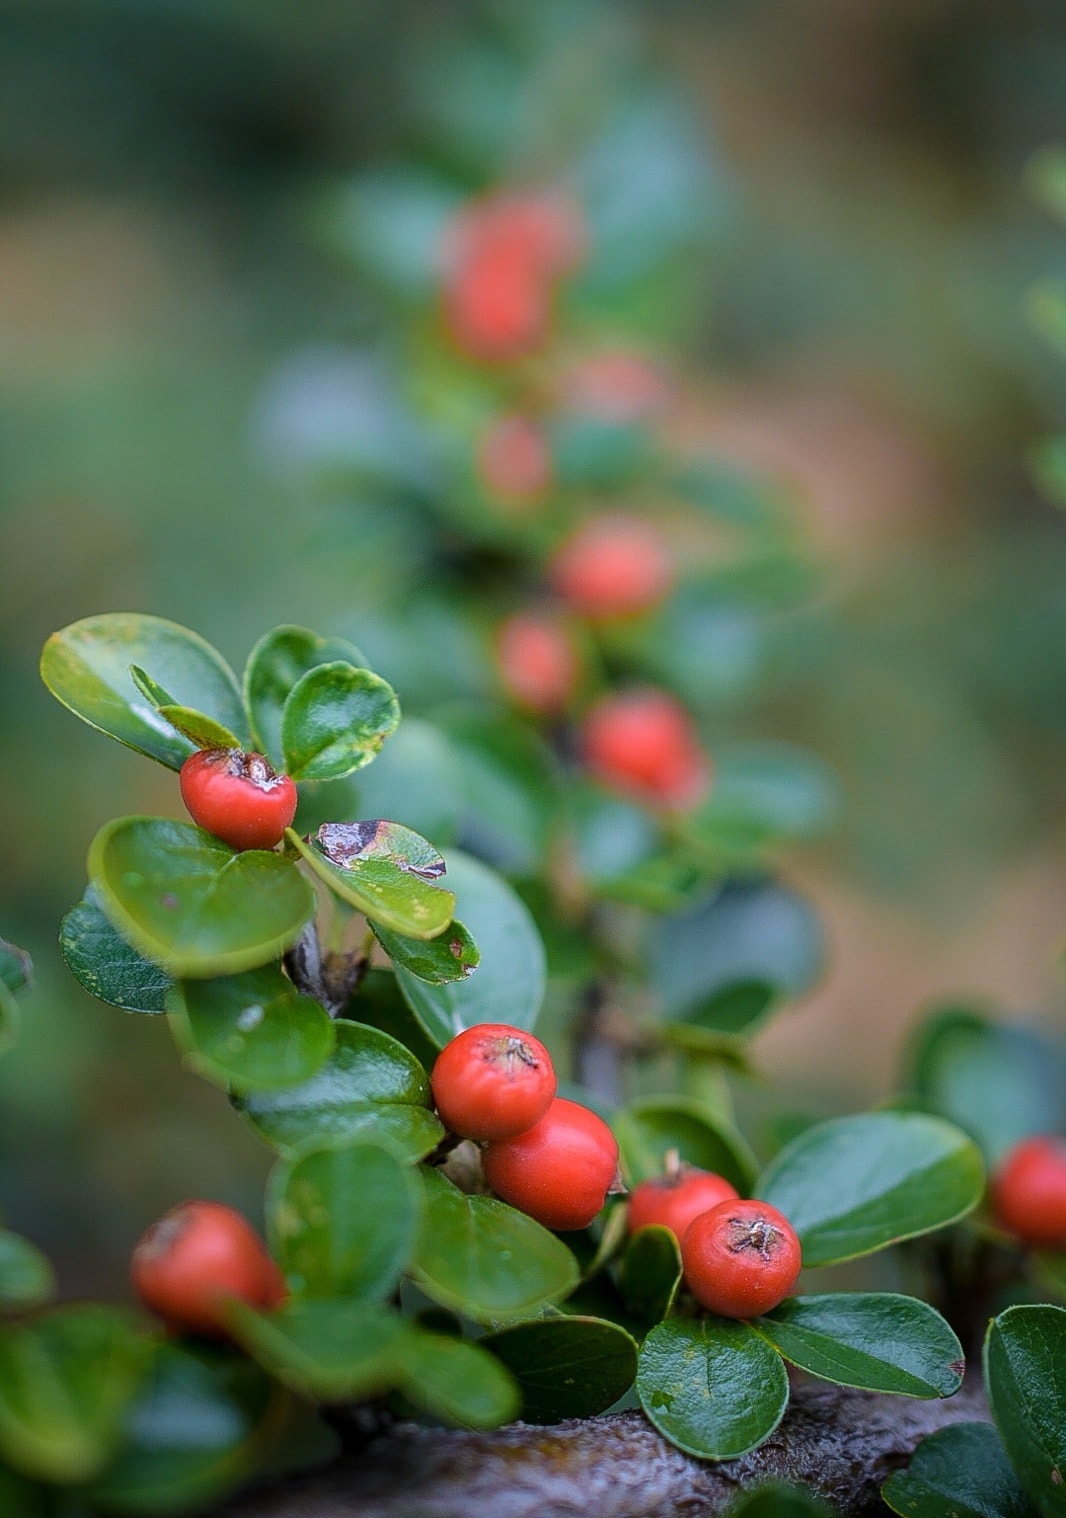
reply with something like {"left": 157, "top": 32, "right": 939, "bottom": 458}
{"left": 628, "top": 1165, "right": 739, "bottom": 1244}
{"left": 991, "top": 1134, "right": 1066, "bottom": 1248}
{"left": 548, "top": 514, "right": 673, "bottom": 620}
{"left": 431, "top": 1023, "right": 557, "bottom": 1142}
{"left": 131, "top": 1200, "right": 286, "bottom": 1338}
{"left": 482, "top": 1096, "right": 620, "bottom": 1231}
{"left": 478, "top": 413, "right": 552, "bottom": 504}
{"left": 580, "top": 688, "right": 711, "bottom": 810}
{"left": 681, "top": 1199, "right": 802, "bottom": 1319}
{"left": 495, "top": 613, "right": 580, "bottom": 715}
{"left": 179, "top": 747, "right": 297, "bottom": 852}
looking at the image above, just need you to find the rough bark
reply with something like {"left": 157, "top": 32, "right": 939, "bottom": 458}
{"left": 219, "top": 1378, "right": 988, "bottom": 1518}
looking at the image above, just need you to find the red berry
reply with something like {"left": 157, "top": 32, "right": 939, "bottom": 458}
{"left": 478, "top": 414, "right": 552, "bottom": 504}
{"left": 628, "top": 1165, "right": 740, "bottom": 1244}
{"left": 482, "top": 1096, "right": 620, "bottom": 1231}
{"left": 495, "top": 613, "right": 580, "bottom": 715}
{"left": 179, "top": 748, "right": 297, "bottom": 851}
{"left": 431, "top": 1023, "right": 557, "bottom": 1141}
{"left": 548, "top": 514, "right": 673, "bottom": 620}
{"left": 580, "top": 688, "right": 711, "bottom": 810}
{"left": 992, "top": 1135, "right": 1066, "bottom": 1248}
{"left": 131, "top": 1200, "right": 286, "bottom": 1338}
{"left": 681, "top": 1199, "right": 802, "bottom": 1319}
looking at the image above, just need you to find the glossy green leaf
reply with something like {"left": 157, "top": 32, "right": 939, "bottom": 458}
{"left": 726, "top": 1485, "right": 834, "bottom": 1517}
{"left": 236, "top": 1019, "right": 442, "bottom": 1161}
{"left": 347, "top": 968, "right": 439, "bottom": 1073}
{"left": 614, "top": 1097, "right": 757, "bottom": 1191}
{"left": 281, "top": 663, "right": 399, "bottom": 782}
{"left": 60, "top": 885, "right": 172, "bottom": 1014}
{"left": 411, "top": 1167, "right": 579, "bottom": 1324}
{"left": 88, "top": 818, "right": 315, "bottom": 979}
{"left": 985, "top": 1304, "right": 1066, "bottom": 1517}
{"left": 757, "top": 1294, "right": 964, "bottom": 1398}
{"left": 40, "top": 614, "right": 248, "bottom": 770}
{"left": 902, "top": 1007, "right": 1065, "bottom": 1167}
{"left": 0, "top": 1306, "right": 151, "bottom": 1484}
{"left": 370, "top": 918, "right": 479, "bottom": 984}
{"left": 267, "top": 1136, "right": 421, "bottom": 1300}
{"left": 758, "top": 1112, "right": 985, "bottom": 1267}
{"left": 661, "top": 981, "right": 779, "bottom": 1047}
{"left": 0, "top": 1232, "right": 55, "bottom": 1313}
{"left": 292, "top": 822, "right": 455, "bottom": 939}
{"left": 167, "top": 967, "right": 334, "bottom": 1093}
{"left": 129, "top": 666, "right": 242, "bottom": 751}
{"left": 243, "top": 626, "right": 368, "bottom": 770}
{"left": 394, "top": 850, "right": 546, "bottom": 1047}
{"left": 882, "top": 1422, "right": 1038, "bottom": 1518}
{"left": 617, "top": 1226, "right": 682, "bottom": 1334}
{"left": 481, "top": 1317, "right": 637, "bottom": 1423}
{"left": 226, "top": 1299, "right": 407, "bottom": 1403}
{"left": 637, "top": 1318, "right": 790, "bottom": 1461}
{"left": 395, "top": 1330, "right": 520, "bottom": 1429}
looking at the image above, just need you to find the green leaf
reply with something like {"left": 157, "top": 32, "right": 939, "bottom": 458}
{"left": 346, "top": 968, "right": 439, "bottom": 1074}
{"left": 985, "top": 1304, "right": 1066, "bottom": 1516}
{"left": 394, "top": 1330, "right": 520, "bottom": 1429}
{"left": 0, "top": 1232, "right": 55, "bottom": 1313}
{"left": 0, "top": 982, "right": 19, "bottom": 1060}
{"left": 693, "top": 743, "right": 841, "bottom": 844}
{"left": 902, "top": 1007, "right": 1065, "bottom": 1167}
{"left": 756, "top": 1294, "right": 964, "bottom": 1398}
{"left": 243, "top": 627, "right": 368, "bottom": 770}
{"left": 481, "top": 1317, "right": 638, "bottom": 1423}
{"left": 410, "top": 1168, "right": 579, "bottom": 1324}
{"left": 394, "top": 850, "right": 546, "bottom": 1048}
{"left": 617, "top": 1226, "right": 682, "bottom": 1335}
{"left": 1031, "top": 1250, "right": 1066, "bottom": 1304}
{"left": 129, "top": 665, "right": 243, "bottom": 751}
{"left": 40, "top": 614, "right": 248, "bottom": 770}
{"left": 236, "top": 1019, "right": 442, "bottom": 1162}
{"left": 614, "top": 1097, "right": 757, "bottom": 1191}
{"left": 281, "top": 663, "right": 400, "bottom": 782}
{"left": 1028, "top": 434, "right": 1066, "bottom": 512}
{"left": 292, "top": 822, "right": 455, "bottom": 939}
{"left": 434, "top": 710, "right": 560, "bottom": 878}
{"left": 88, "top": 818, "right": 315, "bottom": 979}
{"left": 550, "top": 417, "right": 652, "bottom": 489}
{"left": 0, "top": 1306, "right": 151, "bottom": 1484}
{"left": 727, "top": 1484, "right": 835, "bottom": 1518}
{"left": 370, "top": 918, "right": 479, "bottom": 984}
{"left": 267, "top": 1137, "right": 422, "bottom": 1300}
{"left": 167, "top": 967, "right": 334, "bottom": 1094}
{"left": 637, "top": 1318, "right": 790, "bottom": 1461}
{"left": 1028, "top": 145, "right": 1066, "bottom": 224}
{"left": 1028, "top": 279, "right": 1066, "bottom": 355}
{"left": 226, "top": 1298, "right": 407, "bottom": 1403}
{"left": 758, "top": 1112, "right": 985, "bottom": 1267}
{"left": 350, "top": 717, "right": 465, "bottom": 847}
{"left": 60, "top": 885, "right": 172, "bottom": 1014}
{"left": 668, "top": 458, "right": 784, "bottom": 527}
{"left": 0, "top": 939, "right": 32, "bottom": 998}
{"left": 882, "top": 1422, "right": 1039, "bottom": 1518}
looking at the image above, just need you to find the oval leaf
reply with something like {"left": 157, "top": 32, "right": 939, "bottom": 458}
{"left": 757, "top": 1294, "right": 964, "bottom": 1398}
{"left": 618, "top": 1226, "right": 683, "bottom": 1335}
{"left": 226, "top": 1298, "right": 407, "bottom": 1403}
{"left": 236, "top": 1019, "right": 442, "bottom": 1161}
{"left": 0, "top": 1231, "right": 55, "bottom": 1313}
{"left": 370, "top": 919, "right": 479, "bottom": 984}
{"left": 167, "top": 967, "right": 335, "bottom": 1093}
{"left": 281, "top": 663, "right": 399, "bottom": 782}
{"left": 882, "top": 1422, "right": 1039, "bottom": 1518}
{"left": 637, "top": 1317, "right": 789, "bottom": 1461}
{"left": 292, "top": 822, "right": 455, "bottom": 939}
{"left": 614, "top": 1097, "right": 757, "bottom": 1191}
{"left": 60, "top": 885, "right": 172, "bottom": 1014}
{"left": 244, "top": 626, "right": 368, "bottom": 769}
{"left": 130, "top": 665, "right": 243, "bottom": 752}
{"left": 758, "top": 1112, "right": 985, "bottom": 1267}
{"left": 985, "top": 1304, "right": 1066, "bottom": 1517}
{"left": 481, "top": 1317, "right": 638, "bottom": 1424}
{"left": 411, "top": 1167, "right": 579, "bottom": 1324}
{"left": 395, "top": 1330, "right": 520, "bottom": 1429}
{"left": 40, "top": 615, "right": 248, "bottom": 769}
{"left": 88, "top": 818, "right": 315, "bottom": 979}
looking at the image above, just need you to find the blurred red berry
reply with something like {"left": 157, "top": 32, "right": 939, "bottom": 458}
{"left": 992, "top": 1134, "right": 1066, "bottom": 1248}
{"left": 548, "top": 514, "right": 673, "bottom": 619}
{"left": 478, "top": 414, "right": 553, "bottom": 503}
{"left": 496, "top": 612, "right": 580, "bottom": 715}
{"left": 580, "top": 688, "right": 711, "bottom": 810}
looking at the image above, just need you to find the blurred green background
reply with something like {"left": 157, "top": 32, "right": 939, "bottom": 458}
{"left": 3, "top": 0, "right": 1066, "bottom": 1298}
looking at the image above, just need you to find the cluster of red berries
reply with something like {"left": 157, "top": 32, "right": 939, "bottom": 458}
{"left": 179, "top": 746, "right": 298, "bottom": 852}
{"left": 627, "top": 1159, "right": 802, "bottom": 1318}
{"left": 430, "top": 1023, "right": 621, "bottom": 1232}
{"left": 991, "top": 1134, "right": 1066, "bottom": 1249}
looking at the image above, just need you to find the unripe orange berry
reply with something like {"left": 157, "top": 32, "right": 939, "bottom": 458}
{"left": 580, "top": 688, "right": 711, "bottom": 810}
{"left": 478, "top": 414, "right": 552, "bottom": 504}
{"left": 483, "top": 1096, "right": 620, "bottom": 1232}
{"left": 431, "top": 1023, "right": 556, "bottom": 1142}
{"left": 992, "top": 1135, "right": 1066, "bottom": 1248}
{"left": 628, "top": 1166, "right": 739, "bottom": 1244}
{"left": 179, "top": 748, "right": 297, "bottom": 851}
{"left": 495, "top": 613, "right": 580, "bottom": 715}
{"left": 681, "top": 1199, "right": 802, "bottom": 1319}
{"left": 548, "top": 514, "right": 673, "bottom": 620}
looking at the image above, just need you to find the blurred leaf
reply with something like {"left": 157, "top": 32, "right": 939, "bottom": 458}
{"left": 550, "top": 417, "right": 652, "bottom": 489}
{"left": 0, "top": 1232, "right": 55, "bottom": 1313}
{"left": 571, "top": 790, "right": 659, "bottom": 886}
{"left": 226, "top": 1299, "right": 407, "bottom": 1403}
{"left": 617, "top": 1226, "right": 682, "bottom": 1334}
{"left": 267, "top": 1137, "right": 421, "bottom": 1300}
{"left": 758, "top": 1113, "right": 985, "bottom": 1267}
{"left": 985, "top": 1304, "right": 1066, "bottom": 1517}
{"left": 1027, "top": 434, "right": 1066, "bottom": 511}
{"left": 481, "top": 1317, "right": 637, "bottom": 1423}
{"left": 0, "top": 984, "right": 18, "bottom": 1061}
{"left": 352, "top": 717, "right": 465, "bottom": 846}
{"left": 757, "top": 1294, "right": 964, "bottom": 1398}
{"left": 668, "top": 459, "right": 784, "bottom": 528}
{"left": 434, "top": 709, "right": 559, "bottom": 878}
{"left": 694, "top": 743, "right": 841, "bottom": 844}
{"left": 243, "top": 627, "right": 368, "bottom": 771}
{"left": 129, "top": 665, "right": 242, "bottom": 751}
{"left": 660, "top": 981, "right": 778, "bottom": 1047}
{"left": 411, "top": 1167, "right": 579, "bottom": 1324}
{"left": 1027, "top": 146, "right": 1066, "bottom": 224}
{"left": 726, "top": 1485, "right": 834, "bottom": 1517}
{"left": 292, "top": 822, "right": 455, "bottom": 939}
{"left": 393, "top": 1331, "right": 520, "bottom": 1429}
{"left": 394, "top": 850, "right": 546, "bottom": 1047}
{"left": 281, "top": 664, "right": 400, "bottom": 783}
{"left": 882, "top": 1421, "right": 1037, "bottom": 1518}
{"left": 0, "top": 940, "right": 32, "bottom": 999}
{"left": 1028, "top": 278, "right": 1066, "bottom": 354}
{"left": 371, "top": 919, "right": 479, "bottom": 984}
{"left": 60, "top": 885, "right": 172, "bottom": 1015}
{"left": 168, "top": 967, "right": 334, "bottom": 1094}
{"left": 40, "top": 614, "right": 248, "bottom": 770}
{"left": 313, "top": 170, "right": 462, "bottom": 298}
{"left": 614, "top": 1097, "right": 757, "bottom": 1192}
{"left": 236, "top": 1019, "right": 442, "bottom": 1162}
{"left": 637, "top": 1318, "right": 788, "bottom": 1461}
{"left": 1031, "top": 1250, "right": 1066, "bottom": 1304}
{"left": 88, "top": 818, "right": 315, "bottom": 979}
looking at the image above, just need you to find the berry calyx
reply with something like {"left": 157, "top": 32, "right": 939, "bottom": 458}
{"left": 482, "top": 1096, "right": 621, "bottom": 1231}
{"left": 627, "top": 1161, "right": 739, "bottom": 1244}
{"left": 478, "top": 413, "right": 552, "bottom": 505}
{"left": 991, "top": 1134, "right": 1066, "bottom": 1248}
{"left": 131, "top": 1200, "right": 286, "bottom": 1338}
{"left": 580, "top": 688, "right": 711, "bottom": 810}
{"left": 495, "top": 612, "right": 580, "bottom": 715}
{"left": 431, "top": 1023, "right": 557, "bottom": 1142}
{"left": 548, "top": 513, "right": 673, "bottom": 620}
{"left": 681, "top": 1198, "right": 802, "bottom": 1319}
{"left": 179, "top": 747, "right": 298, "bottom": 852}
